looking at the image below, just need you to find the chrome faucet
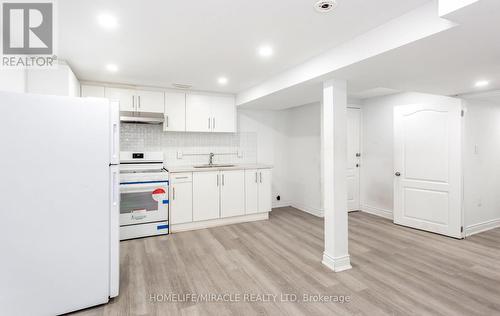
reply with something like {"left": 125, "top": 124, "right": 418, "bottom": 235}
{"left": 208, "top": 152, "right": 215, "bottom": 166}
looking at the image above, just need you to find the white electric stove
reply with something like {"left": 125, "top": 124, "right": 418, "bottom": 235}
{"left": 119, "top": 151, "right": 169, "bottom": 240}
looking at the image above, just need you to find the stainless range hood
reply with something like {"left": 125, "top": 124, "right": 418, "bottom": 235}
{"left": 120, "top": 111, "right": 164, "bottom": 124}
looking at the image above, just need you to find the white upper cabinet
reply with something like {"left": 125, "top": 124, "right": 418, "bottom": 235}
{"left": 186, "top": 94, "right": 212, "bottom": 132}
{"left": 186, "top": 93, "right": 236, "bottom": 133}
{"left": 136, "top": 90, "right": 164, "bottom": 113}
{"left": 104, "top": 87, "right": 164, "bottom": 113}
{"left": 211, "top": 95, "right": 236, "bottom": 133}
{"left": 81, "top": 85, "right": 105, "bottom": 98}
{"left": 79, "top": 83, "right": 234, "bottom": 133}
{"left": 105, "top": 87, "right": 135, "bottom": 112}
{"left": 164, "top": 92, "right": 186, "bottom": 132}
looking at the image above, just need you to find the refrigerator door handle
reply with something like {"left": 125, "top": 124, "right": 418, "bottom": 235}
{"left": 109, "top": 165, "right": 120, "bottom": 298}
{"left": 109, "top": 100, "right": 120, "bottom": 165}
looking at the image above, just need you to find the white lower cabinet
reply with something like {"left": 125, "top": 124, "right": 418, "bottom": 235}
{"left": 171, "top": 168, "right": 271, "bottom": 230}
{"left": 220, "top": 170, "right": 245, "bottom": 218}
{"left": 245, "top": 170, "right": 259, "bottom": 214}
{"left": 170, "top": 174, "right": 193, "bottom": 225}
{"left": 193, "top": 171, "right": 220, "bottom": 221}
{"left": 245, "top": 169, "right": 272, "bottom": 214}
{"left": 258, "top": 169, "right": 272, "bottom": 213}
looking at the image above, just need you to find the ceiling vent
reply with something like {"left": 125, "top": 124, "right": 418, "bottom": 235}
{"left": 314, "top": 0, "right": 337, "bottom": 13}
{"left": 172, "top": 83, "right": 192, "bottom": 89}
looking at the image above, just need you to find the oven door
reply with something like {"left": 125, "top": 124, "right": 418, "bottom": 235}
{"left": 119, "top": 180, "right": 168, "bottom": 226}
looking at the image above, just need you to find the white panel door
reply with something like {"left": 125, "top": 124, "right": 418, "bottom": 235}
{"left": 347, "top": 108, "right": 361, "bottom": 211}
{"left": 186, "top": 94, "right": 211, "bottom": 132}
{"left": 170, "top": 182, "right": 193, "bottom": 224}
{"left": 245, "top": 169, "right": 259, "bottom": 214}
{"left": 257, "top": 169, "right": 272, "bottom": 213}
{"left": 105, "top": 87, "right": 135, "bottom": 112}
{"left": 220, "top": 170, "right": 245, "bottom": 218}
{"left": 394, "top": 103, "right": 462, "bottom": 238}
{"left": 193, "top": 171, "right": 220, "bottom": 221}
{"left": 211, "top": 95, "right": 236, "bottom": 133}
{"left": 136, "top": 90, "right": 164, "bottom": 113}
{"left": 164, "top": 92, "right": 186, "bottom": 132}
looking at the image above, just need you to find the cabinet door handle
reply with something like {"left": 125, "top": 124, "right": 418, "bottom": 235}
{"left": 222, "top": 174, "right": 225, "bottom": 186}
{"left": 132, "top": 96, "right": 135, "bottom": 111}
{"left": 260, "top": 172, "right": 262, "bottom": 183}
{"left": 213, "top": 117, "right": 216, "bottom": 130}
{"left": 255, "top": 172, "right": 257, "bottom": 183}
{"left": 208, "top": 118, "right": 211, "bottom": 130}
{"left": 138, "top": 96, "right": 141, "bottom": 109}
{"left": 217, "top": 174, "right": 219, "bottom": 186}
{"left": 172, "top": 187, "right": 175, "bottom": 200}
{"left": 166, "top": 115, "right": 169, "bottom": 128}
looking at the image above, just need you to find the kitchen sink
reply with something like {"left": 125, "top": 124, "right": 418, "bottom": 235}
{"left": 194, "top": 164, "right": 235, "bottom": 168}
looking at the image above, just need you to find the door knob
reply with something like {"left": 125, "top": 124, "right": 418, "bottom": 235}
{"left": 395, "top": 172, "right": 401, "bottom": 177}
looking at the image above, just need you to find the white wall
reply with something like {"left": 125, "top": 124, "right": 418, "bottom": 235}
{"left": 463, "top": 98, "right": 500, "bottom": 233}
{"left": 238, "top": 109, "right": 290, "bottom": 207}
{"left": 286, "top": 103, "right": 323, "bottom": 216}
{"left": 238, "top": 103, "right": 323, "bottom": 213}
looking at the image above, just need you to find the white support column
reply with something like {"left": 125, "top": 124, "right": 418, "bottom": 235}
{"left": 321, "top": 79, "right": 351, "bottom": 272}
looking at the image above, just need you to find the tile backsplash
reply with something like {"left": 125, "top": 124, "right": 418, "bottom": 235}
{"left": 120, "top": 123, "right": 257, "bottom": 166}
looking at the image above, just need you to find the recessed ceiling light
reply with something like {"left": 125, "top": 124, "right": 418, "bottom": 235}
{"left": 258, "top": 45, "right": 273, "bottom": 58}
{"left": 106, "top": 64, "right": 118, "bottom": 72}
{"left": 218, "top": 77, "right": 228, "bottom": 85}
{"left": 98, "top": 13, "right": 118, "bottom": 29}
{"left": 314, "top": 0, "right": 338, "bottom": 13}
{"left": 475, "top": 80, "right": 490, "bottom": 88}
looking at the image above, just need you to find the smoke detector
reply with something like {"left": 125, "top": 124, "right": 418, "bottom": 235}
{"left": 314, "top": 0, "right": 337, "bottom": 13}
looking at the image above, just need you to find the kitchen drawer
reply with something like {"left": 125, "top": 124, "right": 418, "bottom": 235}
{"left": 170, "top": 173, "right": 192, "bottom": 183}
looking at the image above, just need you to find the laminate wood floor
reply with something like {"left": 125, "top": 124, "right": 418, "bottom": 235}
{"left": 74, "top": 207, "right": 500, "bottom": 316}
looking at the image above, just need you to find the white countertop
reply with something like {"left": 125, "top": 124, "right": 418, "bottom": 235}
{"left": 167, "top": 163, "right": 273, "bottom": 173}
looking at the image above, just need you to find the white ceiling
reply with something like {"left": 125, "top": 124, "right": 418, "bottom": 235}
{"left": 239, "top": 0, "right": 500, "bottom": 109}
{"left": 58, "top": 0, "right": 428, "bottom": 93}
{"left": 335, "top": 0, "right": 500, "bottom": 97}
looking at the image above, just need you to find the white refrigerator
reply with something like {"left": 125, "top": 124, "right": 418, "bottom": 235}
{"left": 0, "top": 91, "right": 120, "bottom": 315}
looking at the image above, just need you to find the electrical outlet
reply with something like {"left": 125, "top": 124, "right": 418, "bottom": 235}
{"left": 177, "top": 151, "right": 183, "bottom": 159}
{"left": 237, "top": 149, "right": 243, "bottom": 158}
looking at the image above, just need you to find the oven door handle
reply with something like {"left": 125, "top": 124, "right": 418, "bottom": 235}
{"left": 131, "top": 211, "right": 148, "bottom": 220}
{"left": 120, "top": 183, "right": 168, "bottom": 194}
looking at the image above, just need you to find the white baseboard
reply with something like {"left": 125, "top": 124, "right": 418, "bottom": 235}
{"left": 291, "top": 202, "right": 324, "bottom": 218}
{"left": 465, "top": 218, "right": 500, "bottom": 237}
{"left": 272, "top": 200, "right": 292, "bottom": 209}
{"left": 322, "top": 252, "right": 352, "bottom": 272}
{"left": 171, "top": 212, "right": 269, "bottom": 233}
{"left": 360, "top": 204, "right": 393, "bottom": 220}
